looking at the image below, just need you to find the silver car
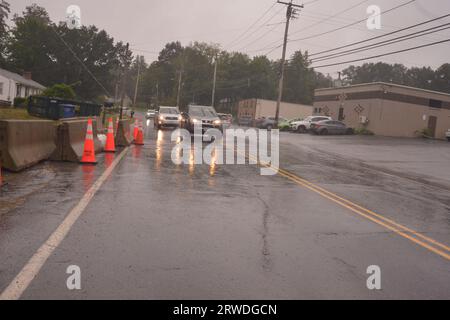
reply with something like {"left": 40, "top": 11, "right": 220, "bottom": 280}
{"left": 310, "top": 120, "right": 354, "bottom": 135}
{"left": 155, "top": 106, "right": 181, "bottom": 130}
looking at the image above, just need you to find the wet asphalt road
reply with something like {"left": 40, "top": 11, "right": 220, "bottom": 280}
{"left": 0, "top": 116, "right": 449, "bottom": 299}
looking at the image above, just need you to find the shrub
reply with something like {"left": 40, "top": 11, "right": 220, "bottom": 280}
{"left": 13, "top": 97, "right": 28, "bottom": 108}
{"left": 415, "top": 128, "right": 433, "bottom": 138}
{"left": 354, "top": 127, "right": 374, "bottom": 135}
{"left": 42, "top": 84, "right": 76, "bottom": 100}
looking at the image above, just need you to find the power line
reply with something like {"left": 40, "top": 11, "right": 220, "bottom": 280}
{"left": 242, "top": 0, "right": 375, "bottom": 56}
{"left": 311, "top": 38, "right": 450, "bottom": 68}
{"left": 289, "top": 0, "right": 371, "bottom": 36}
{"left": 225, "top": 1, "right": 277, "bottom": 49}
{"left": 311, "top": 23, "right": 450, "bottom": 63}
{"left": 309, "top": 13, "right": 450, "bottom": 57}
{"left": 236, "top": 19, "right": 283, "bottom": 51}
{"left": 234, "top": 6, "right": 285, "bottom": 50}
{"left": 289, "top": 0, "right": 417, "bottom": 42}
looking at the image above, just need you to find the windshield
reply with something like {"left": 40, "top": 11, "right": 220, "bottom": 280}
{"left": 159, "top": 107, "right": 179, "bottom": 114}
{"left": 189, "top": 106, "right": 217, "bottom": 117}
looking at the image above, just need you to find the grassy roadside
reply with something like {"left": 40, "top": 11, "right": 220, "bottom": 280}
{"left": 0, "top": 108, "right": 40, "bottom": 120}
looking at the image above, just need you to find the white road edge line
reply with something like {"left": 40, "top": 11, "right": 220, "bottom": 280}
{"left": 0, "top": 147, "right": 129, "bottom": 300}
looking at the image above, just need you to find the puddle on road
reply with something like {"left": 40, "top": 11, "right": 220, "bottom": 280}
{"left": 0, "top": 163, "right": 56, "bottom": 216}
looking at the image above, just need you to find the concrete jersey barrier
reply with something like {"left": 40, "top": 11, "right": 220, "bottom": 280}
{"left": 51, "top": 118, "right": 103, "bottom": 162}
{"left": 0, "top": 120, "right": 57, "bottom": 172}
{"left": 116, "top": 119, "right": 133, "bottom": 146}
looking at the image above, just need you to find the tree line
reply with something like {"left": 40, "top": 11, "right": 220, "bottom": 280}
{"left": 0, "top": 1, "right": 448, "bottom": 108}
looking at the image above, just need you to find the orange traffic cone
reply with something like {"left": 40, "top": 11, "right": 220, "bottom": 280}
{"left": 134, "top": 121, "right": 144, "bottom": 145}
{"left": 104, "top": 117, "right": 116, "bottom": 153}
{"left": 81, "top": 118, "right": 97, "bottom": 164}
{"left": 133, "top": 119, "right": 139, "bottom": 140}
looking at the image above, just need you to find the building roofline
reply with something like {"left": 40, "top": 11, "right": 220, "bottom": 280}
{"left": 315, "top": 82, "right": 450, "bottom": 98}
{"left": 0, "top": 68, "right": 46, "bottom": 90}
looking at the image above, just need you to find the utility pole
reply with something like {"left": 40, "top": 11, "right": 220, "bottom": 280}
{"left": 275, "top": 1, "right": 303, "bottom": 126}
{"left": 176, "top": 68, "right": 183, "bottom": 108}
{"left": 133, "top": 55, "right": 142, "bottom": 106}
{"left": 211, "top": 57, "right": 218, "bottom": 107}
{"left": 156, "top": 81, "right": 159, "bottom": 106}
{"left": 119, "top": 42, "right": 130, "bottom": 120}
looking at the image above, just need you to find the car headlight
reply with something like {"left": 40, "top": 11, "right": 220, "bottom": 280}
{"left": 214, "top": 120, "right": 221, "bottom": 125}
{"left": 159, "top": 115, "right": 164, "bottom": 121}
{"left": 178, "top": 115, "right": 182, "bottom": 121}
{"left": 192, "top": 118, "right": 199, "bottom": 124}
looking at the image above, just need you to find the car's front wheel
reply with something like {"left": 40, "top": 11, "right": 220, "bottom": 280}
{"left": 297, "top": 126, "right": 306, "bottom": 133}
{"left": 320, "top": 129, "right": 328, "bottom": 135}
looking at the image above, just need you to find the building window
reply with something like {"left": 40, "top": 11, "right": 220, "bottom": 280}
{"left": 429, "top": 99, "right": 442, "bottom": 109}
{"left": 0, "top": 82, "right": 3, "bottom": 95}
{"left": 16, "top": 84, "right": 22, "bottom": 97}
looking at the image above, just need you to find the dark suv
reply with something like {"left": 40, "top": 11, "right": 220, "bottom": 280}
{"left": 181, "top": 105, "right": 223, "bottom": 133}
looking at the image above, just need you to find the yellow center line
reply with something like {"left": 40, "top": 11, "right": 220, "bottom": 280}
{"left": 277, "top": 167, "right": 450, "bottom": 253}
{"left": 238, "top": 149, "right": 450, "bottom": 261}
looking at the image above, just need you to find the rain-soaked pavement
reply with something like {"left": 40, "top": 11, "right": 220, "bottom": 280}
{"left": 0, "top": 116, "right": 449, "bottom": 299}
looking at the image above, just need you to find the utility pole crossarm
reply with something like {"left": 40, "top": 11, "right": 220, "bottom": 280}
{"left": 277, "top": 1, "right": 304, "bottom": 9}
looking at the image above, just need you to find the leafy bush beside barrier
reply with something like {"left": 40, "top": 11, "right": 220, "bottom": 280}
{"left": 13, "top": 97, "right": 28, "bottom": 108}
{"left": 415, "top": 128, "right": 433, "bottom": 139}
{"left": 354, "top": 127, "right": 374, "bottom": 135}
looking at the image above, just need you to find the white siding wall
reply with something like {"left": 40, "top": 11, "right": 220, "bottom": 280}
{"left": 0, "top": 75, "right": 43, "bottom": 104}
{"left": 0, "top": 74, "right": 16, "bottom": 103}
{"left": 255, "top": 99, "right": 314, "bottom": 119}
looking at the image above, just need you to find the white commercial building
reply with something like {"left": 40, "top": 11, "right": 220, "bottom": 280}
{"left": 237, "top": 98, "right": 314, "bottom": 122}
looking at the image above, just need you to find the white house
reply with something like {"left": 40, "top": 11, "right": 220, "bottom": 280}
{"left": 0, "top": 68, "right": 46, "bottom": 106}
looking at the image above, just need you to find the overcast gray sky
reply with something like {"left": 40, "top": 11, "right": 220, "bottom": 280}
{"left": 8, "top": 0, "right": 450, "bottom": 76}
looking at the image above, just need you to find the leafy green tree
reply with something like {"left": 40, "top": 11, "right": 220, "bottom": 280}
{"left": 52, "top": 24, "right": 119, "bottom": 100}
{"left": 7, "top": 4, "right": 56, "bottom": 82}
{"left": 0, "top": 0, "right": 10, "bottom": 67}
{"left": 431, "top": 64, "right": 450, "bottom": 93}
{"left": 283, "top": 50, "right": 316, "bottom": 105}
{"left": 342, "top": 62, "right": 407, "bottom": 84}
{"left": 42, "top": 83, "right": 76, "bottom": 99}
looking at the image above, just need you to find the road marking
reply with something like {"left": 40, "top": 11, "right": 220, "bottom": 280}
{"left": 277, "top": 167, "right": 450, "bottom": 253}
{"left": 240, "top": 150, "right": 450, "bottom": 261}
{"left": 0, "top": 147, "right": 129, "bottom": 300}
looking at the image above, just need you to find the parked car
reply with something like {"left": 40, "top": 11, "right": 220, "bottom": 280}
{"left": 310, "top": 120, "right": 354, "bottom": 135}
{"left": 154, "top": 106, "right": 181, "bottom": 130}
{"left": 238, "top": 115, "right": 253, "bottom": 126}
{"left": 255, "top": 117, "right": 287, "bottom": 130}
{"left": 291, "top": 116, "right": 332, "bottom": 133}
{"left": 181, "top": 105, "right": 223, "bottom": 133}
{"left": 218, "top": 113, "right": 233, "bottom": 129}
{"left": 278, "top": 118, "right": 304, "bottom": 131}
{"left": 146, "top": 109, "right": 156, "bottom": 119}
{"left": 446, "top": 129, "right": 450, "bottom": 141}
